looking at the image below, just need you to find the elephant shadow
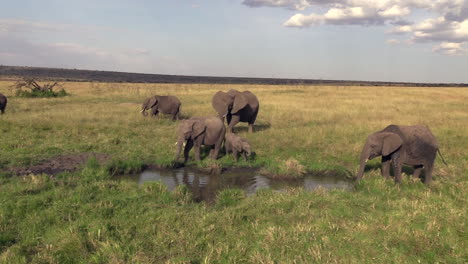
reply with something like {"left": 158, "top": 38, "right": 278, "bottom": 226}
{"left": 232, "top": 123, "right": 271, "bottom": 133}
{"left": 363, "top": 162, "right": 424, "bottom": 181}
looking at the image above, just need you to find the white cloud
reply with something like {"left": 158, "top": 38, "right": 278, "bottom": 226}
{"left": 432, "top": 41, "right": 466, "bottom": 55}
{"left": 244, "top": 0, "right": 468, "bottom": 55}
{"left": 386, "top": 38, "right": 400, "bottom": 44}
{"left": 0, "top": 18, "right": 110, "bottom": 34}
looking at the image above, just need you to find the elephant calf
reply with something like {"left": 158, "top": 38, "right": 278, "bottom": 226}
{"left": 174, "top": 117, "right": 226, "bottom": 163}
{"left": 141, "top": 95, "right": 181, "bottom": 120}
{"left": 0, "top": 93, "right": 7, "bottom": 114}
{"left": 357, "top": 124, "right": 444, "bottom": 184}
{"left": 225, "top": 133, "right": 252, "bottom": 161}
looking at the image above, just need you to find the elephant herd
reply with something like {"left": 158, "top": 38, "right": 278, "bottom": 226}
{"left": 141, "top": 89, "right": 259, "bottom": 164}
{"left": 142, "top": 89, "right": 444, "bottom": 185}
{"left": 1, "top": 88, "right": 445, "bottom": 185}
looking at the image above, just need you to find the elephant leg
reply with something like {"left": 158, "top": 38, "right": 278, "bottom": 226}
{"left": 413, "top": 165, "right": 423, "bottom": 180}
{"left": 248, "top": 112, "right": 258, "bottom": 133}
{"left": 392, "top": 159, "right": 403, "bottom": 184}
{"left": 228, "top": 115, "right": 240, "bottom": 133}
{"left": 194, "top": 144, "right": 201, "bottom": 161}
{"left": 209, "top": 147, "right": 215, "bottom": 159}
{"left": 150, "top": 107, "right": 158, "bottom": 117}
{"left": 248, "top": 123, "right": 254, "bottom": 133}
{"left": 381, "top": 156, "right": 391, "bottom": 179}
{"left": 423, "top": 163, "right": 434, "bottom": 185}
{"left": 183, "top": 140, "right": 193, "bottom": 163}
{"left": 242, "top": 152, "right": 247, "bottom": 161}
{"left": 233, "top": 149, "right": 239, "bottom": 161}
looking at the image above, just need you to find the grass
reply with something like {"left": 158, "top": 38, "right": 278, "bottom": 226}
{"left": 0, "top": 81, "right": 467, "bottom": 263}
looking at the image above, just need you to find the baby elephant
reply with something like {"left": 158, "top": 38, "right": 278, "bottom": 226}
{"left": 225, "top": 133, "right": 252, "bottom": 161}
{"left": 141, "top": 95, "right": 181, "bottom": 121}
{"left": 0, "top": 93, "right": 7, "bottom": 114}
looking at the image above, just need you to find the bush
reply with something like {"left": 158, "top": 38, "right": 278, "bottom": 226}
{"left": 16, "top": 88, "right": 68, "bottom": 98}
{"left": 12, "top": 78, "right": 69, "bottom": 98}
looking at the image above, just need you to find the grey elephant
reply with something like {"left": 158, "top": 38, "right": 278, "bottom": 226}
{"left": 174, "top": 117, "right": 226, "bottom": 163}
{"left": 141, "top": 95, "right": 181, "bottom": 120}
{"left": 356, "top": 124, "right": 445, "bottom": 184}
{"left": 0, "top": 93, "right": 7, "bottom": 114}
{"left": 225, "top": 133, "right": 252, "bottom": 161}
{"left": 212, "top": 89, "right": 259, "bottom": 133}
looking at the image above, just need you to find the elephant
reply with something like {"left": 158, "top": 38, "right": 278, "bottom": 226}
{"left": 356, "top": 124, "right": 445, "bottom": 184}
{"left": 141, "top": 95, "right": 181, "bottom": 120}
{"left": 212, "top": 89, "right": 259, "bottom": 133}
{"left": 174, "top": 117, "right": 226, "bottom": 163}
{"left": 225, "top": 132, "right": 252, "bottom": 161}
{"left": 0, "top": 93, "right": 7, "bottom": 114}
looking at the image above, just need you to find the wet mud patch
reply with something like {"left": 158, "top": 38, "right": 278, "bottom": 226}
{"left": 9, "top": 153, "right": 110, "bottom": 176}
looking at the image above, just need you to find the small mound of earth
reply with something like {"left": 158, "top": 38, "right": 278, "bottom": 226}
{"left": 10, "top": 153, "right": 110, "bottom": 176}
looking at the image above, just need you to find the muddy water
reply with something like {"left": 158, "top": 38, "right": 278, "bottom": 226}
{"left": 123, "top": 168, "right": 353, "bottom": 202}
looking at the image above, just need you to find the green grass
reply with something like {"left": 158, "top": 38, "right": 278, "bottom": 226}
{"left": 0, "top": 81, "right": 467, "bottom": 263}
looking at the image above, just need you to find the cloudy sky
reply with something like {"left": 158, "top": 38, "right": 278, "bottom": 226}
{"left": 1, "top": 0, "right": 467, "bottom": 83}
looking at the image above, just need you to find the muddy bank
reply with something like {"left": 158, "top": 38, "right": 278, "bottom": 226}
{"left": 8, "top": 153, "right": 110, "bottom": 176}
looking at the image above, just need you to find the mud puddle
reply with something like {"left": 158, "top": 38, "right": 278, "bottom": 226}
{"left": 9, "top": 153, "right": 110, "bottom": 176}
{"left": 122, "top": 168, "right": 353, "bottom": 202}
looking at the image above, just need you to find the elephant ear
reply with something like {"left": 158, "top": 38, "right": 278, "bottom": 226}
{"left": 191, "top": 119, "right": 206, "bottom": 139}
{"left": 212, "top": 91, "right": 233, "bottom": 116}
{"left": 232, "top": 93, "right": 248, "bottom": 114}
{"left": 148, "top": 96, "right": 158, "bottom": 108}
{"left": 382, "top": 133, "right": 403, "bottom": 156}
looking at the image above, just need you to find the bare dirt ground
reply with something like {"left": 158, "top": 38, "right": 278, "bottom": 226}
{"left": 9, "top": 153, "right": 110, "bottom": 176}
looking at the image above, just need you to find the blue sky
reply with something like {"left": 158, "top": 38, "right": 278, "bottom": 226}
{"left": 1, "top": 0, "right": 467, "bottom": 83}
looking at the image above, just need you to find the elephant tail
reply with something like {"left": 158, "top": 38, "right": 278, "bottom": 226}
{"left": 437, "top": 149, "right": 448, "bottom": 166}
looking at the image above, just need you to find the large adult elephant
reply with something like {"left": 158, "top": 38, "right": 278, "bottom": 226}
{"left": 212, "top": 89, "right": 259, "bottom": 133}
{"left": 356, "top": 124, "right": 444, "bottom": 184}
{"left": 174, "top": 117, "right": 226, "bottom": 163}
{"left": 141, "top": 95, "right": 181, "bottom": 120}
{"left": 0, "top": 93, "right": 7, "bottom": 114}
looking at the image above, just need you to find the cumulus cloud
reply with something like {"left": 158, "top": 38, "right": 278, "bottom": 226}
{"left": 243, "top": 0, "right": 468, "bottom": 55}
{"left": 432, "top": 41, "right": 466, "bottom": 55}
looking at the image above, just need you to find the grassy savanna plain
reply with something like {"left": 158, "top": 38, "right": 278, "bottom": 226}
{"left": 0, "top": 81, "right": 466, "bottom": 263}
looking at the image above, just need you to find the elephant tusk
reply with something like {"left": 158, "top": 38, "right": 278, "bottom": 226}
{"left": 365, "top": 159, "right": 368, "bottom": 163}
{"left": 140, "top": 109, "right": 145, "bottom": 113}
{"left": 174, "top": 142, "right": 178, "bottom": 145}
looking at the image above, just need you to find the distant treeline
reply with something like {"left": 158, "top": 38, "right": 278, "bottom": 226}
{"left": 0, "top": 65, "right": 466, "bottom": 87}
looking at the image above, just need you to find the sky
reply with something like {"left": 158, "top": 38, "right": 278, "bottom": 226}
{"left": 0, "top": 0, "right": 467, "bottom": 83}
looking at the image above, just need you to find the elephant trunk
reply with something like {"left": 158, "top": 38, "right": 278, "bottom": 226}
{"left": 141, "top": 106, "right": 148, "bottom": 116}
{"left": 356, "top": 144, "right": 370, "bottom": 181}
{"left": 174, "top": 136, "right": 185, "bottom": 162}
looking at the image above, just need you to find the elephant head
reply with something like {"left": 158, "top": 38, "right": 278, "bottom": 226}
{"left": 212, "top": 89, "right": 248, "bottom": 119}
{"left": 174, "top": 119, "right": 206, "bottom": 162}
{"left": 140, "top": 96, "right": 158, "bottom": 116}
{"left": 240, "top": 140, "right": 252, "bottom": 156}
{"left": 356, "top": 132, "right": 403, "bottom": 180}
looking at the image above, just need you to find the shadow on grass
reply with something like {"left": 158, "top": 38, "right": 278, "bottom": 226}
{"left": 233, "top": 123, "right": 271, "bottom": 133}
{"left": 363, "top": 162, "right": 424, "bottom": 182}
